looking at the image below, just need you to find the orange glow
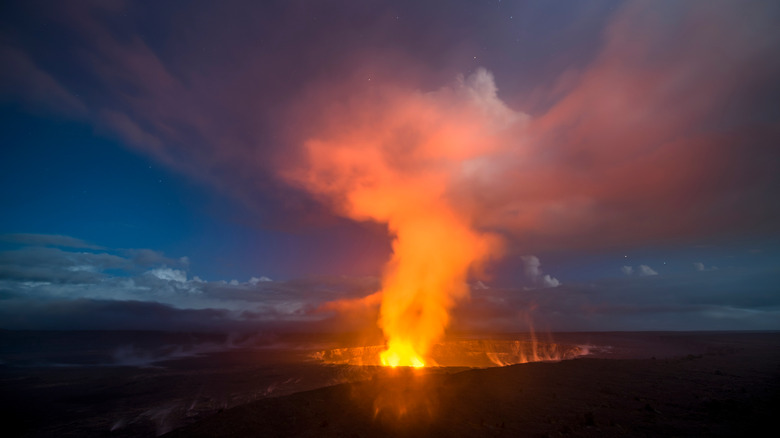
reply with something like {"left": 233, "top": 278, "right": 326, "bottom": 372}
{"left": 314, "top": 338, "right": 587, "bottom": 367}
{"left": 375, "top": 209, "right": 496, "bottom": 367}
{"left": 380, "top": 340, "right": 425, "bottom": 368}
{"left": 287, "top": 70, "right": 516, "bottom": 367}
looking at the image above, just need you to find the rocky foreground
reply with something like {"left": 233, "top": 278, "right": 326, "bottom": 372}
{"left": 165, "top": 332, "right": 780, "bottom": 437}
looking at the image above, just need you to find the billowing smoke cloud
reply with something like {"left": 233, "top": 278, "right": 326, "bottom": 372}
{"left": 2, "top": 1, "right": 777, "bottom": 253}
{"left": 274, "top": 1, "right": 780, "bottom": 264}
{"left": 284, "top": 69, "right": 516, "bottom": 366}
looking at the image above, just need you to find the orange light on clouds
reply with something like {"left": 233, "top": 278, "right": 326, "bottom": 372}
{"left": 288, "top": 69, "right": 518, "bottom": 367}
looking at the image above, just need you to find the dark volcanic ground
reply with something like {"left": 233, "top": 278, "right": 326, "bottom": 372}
{"left": 165, "top": 332, "right": 780, "bottom": 438}
{"left": 2, "top": 331, "right": 779, "bottom": 437}
{"left": 0, "top": 331, "right": 364, "bottom": 437}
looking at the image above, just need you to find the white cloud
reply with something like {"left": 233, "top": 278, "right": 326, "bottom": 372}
{"left": 67, "top": 265, "right": 98, "bottom": 273}
{"left": 621, "top": 265, "right": 634, "bottom": 275}
{"left": 694, "top": 262, "right": 718, "bottom": 272}
{"left": 249, "top": 276, "right": 272, "bottom": 285}
{"left": 521, "top": 255, "right": 543, "bottom": 279}
{"left": 521, "top": 255, "right": 561, "bottom": 288}
{"left": 638, "top": 265, "right": 658, "bottom": 276}
{"left": 541, "top": 274, "right": 561, "bottom": 288}
{"left": 148, "top": 268, "right": 187, "bottom": 282}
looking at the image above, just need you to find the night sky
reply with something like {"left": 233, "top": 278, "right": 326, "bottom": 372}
{"left": 1, "top": 0, "right": 779, "bottom": 333}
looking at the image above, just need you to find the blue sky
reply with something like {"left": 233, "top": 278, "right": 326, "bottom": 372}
{"left": 1, "top": 0, "right": 779, "bottom": 332}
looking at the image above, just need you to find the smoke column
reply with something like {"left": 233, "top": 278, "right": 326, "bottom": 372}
{"left": 288, "top": 69, "right": 521, "bottom": 366}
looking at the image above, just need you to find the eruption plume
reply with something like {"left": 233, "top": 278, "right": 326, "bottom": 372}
{"left": 287, "top": 69, "right": 522, "bottom": 366}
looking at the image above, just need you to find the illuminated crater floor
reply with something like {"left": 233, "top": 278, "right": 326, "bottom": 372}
{"left": 313, "top": 339, "right": 588, "bottom": 367}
